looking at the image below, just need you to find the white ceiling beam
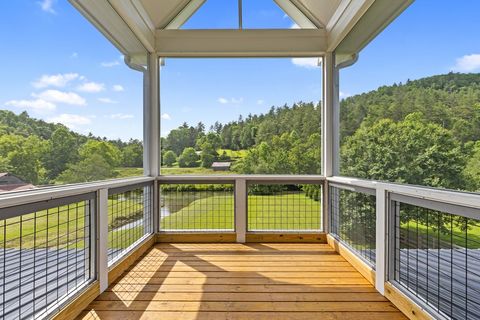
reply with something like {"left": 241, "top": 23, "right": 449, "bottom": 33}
{"left": 334, "top": 0, "right": 413, "bottom": 59}
{"left": 273, "top": 0, "right": 320, "bottom": 29}
{"left": 155, "top": 29, "right": 327, "bottom": 57}
{"left": 108, "top": 0, "right": 155, "bottom": 52}
{"left": 326, "top": 0, "right": 375, "bottom": 52}
{"left": 165, "top": 0, "right": 206, "bottom": 30}
{"left": 69, "top": 0, "right": 149, "bottom": 55}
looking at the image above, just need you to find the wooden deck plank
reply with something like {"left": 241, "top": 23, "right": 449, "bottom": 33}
{"left": 79, "top": 243, "right": 407, "bottom": 319}
{"left": 78, "top": 311, "right": 410, "bottom": 320}
{"left": 96, "top": 291, "right": 389, "bottom": 302}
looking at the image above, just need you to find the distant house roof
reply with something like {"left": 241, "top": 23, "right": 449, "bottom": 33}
{"left": 0, "top": 173, "right": 35, "bottom": 193}
{"left": 0, "top": 183, "right": 35, "bottom": 193}
{"left": 211, "top": 162, "right": 231, "bottom": 168}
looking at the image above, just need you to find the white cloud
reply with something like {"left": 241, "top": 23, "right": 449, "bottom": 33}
{"left": 48, "top": 114, "right": 91, "bottom": 129}
{"left": 32, "top": 73, "right": 79, "bottom": 88}
{"left": 71, "top": 52, "right": 78, "bottom": 59}
{"left": 291, "top": 57, "right": 320, "bottom": 69}
{"left": 161, "top": 113, "right": 171, "bottom": 120}
{"left": 108, "top": 113, "right": 134, "bottom": 120}
{"left": 218, "top": 97, "right": 229, "bottom": 104}
{"left": 98, "top": 98, "right": 118, "bottom": 104}
{"left": 4, "top": 99, "right": 56, "bottom": 112}
{"left": 101, "top": 56, "right": 124, "bottom": 68}
{"left": 112, "top": 85, "right": 124, "bottom": 92}
{"left": 340, "top": 91, "right": 351, "bottom": 100}
{"left": 77, "top": 82, "right": 105, "bottom": 93}
{"left": 218, "top": 97, "right": 243, "bottom": 104}
{"left": 452, "top": 54, "right": 480, "bottom": 72}
{"left": 33, "top": 90, "right": 86, "bottom": 106}
{"left": 39, "top": 0, "right": 56, "bottom": 14}
{"left": 257, "top": 99, "right": 265, "bottom": 105}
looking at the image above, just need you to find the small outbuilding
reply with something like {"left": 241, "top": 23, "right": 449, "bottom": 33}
{"left": 211, "top": 162, "right": 231, "bottom": 171}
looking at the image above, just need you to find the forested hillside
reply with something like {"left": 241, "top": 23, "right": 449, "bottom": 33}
{"left": 2, "top": 72, "right": 480, "bottom": 191}
{"left": 0, "top": 110, "right": 143, "bottom": 184}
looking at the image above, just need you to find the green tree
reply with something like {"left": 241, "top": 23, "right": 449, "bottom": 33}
{"left": 79, "top": 140, "right": 121, "bottom": 167}
{"left": 341, "top": 113, "right": 467, "bottom": 189}
{"left": 464, "top": 141, "right": 480, "bottom": 191}
{"left": 163, "top": 150, "right": 177, "bottom": 167}
{"left": 178, "top": 147, "right": 199, "bottom": 168}
{"left": 57, "top": 154, "right": 117, "bottom": 183}
{"left": 44, "top": 127, "right": 78, "bottom": 180}
{"left": 122, "top": 140, "right": 143, "bottom": 167}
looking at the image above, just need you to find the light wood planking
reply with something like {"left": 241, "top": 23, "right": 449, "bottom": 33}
{"left": 327, "top": 234, "right": 376, "bottom": 285}
{"left": 246, "top": 232, "right": 327, "bottom": 242}
{"left": 108, "top": 235, "right": 156, "bottom": 285}
{"left": 78, "top": 243, "right": 407, "bottom": 319}
{"left": 52, "top": 281, "right": 99, "bottom": 320}
{"left": 156, "top": 233, "right": 236, "bottom": 243}
{"left": 384, "top": 282, "right": 433, "bottom": 320}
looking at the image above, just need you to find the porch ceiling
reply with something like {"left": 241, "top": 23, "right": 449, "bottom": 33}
{"left": 69, "top": 0, "right": 413, "bottom": 64}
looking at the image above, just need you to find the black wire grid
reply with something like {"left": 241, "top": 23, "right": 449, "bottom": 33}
{"left": 159, "top": 184, "right": 234, "bottom": 231}
{"left": 0, "top": 199, "right": 93, "bottom": 320}
{"left": 108, "top": 185, "right": 152, "bottom": 263}
{"left": 247, "top": 184, "right": 322, "bottom": 232}
{"left": 393, "top": 202, "right": 480, "bottom": 320}
{"left": 329, "top": 186, "right": 376, "bottom": 266}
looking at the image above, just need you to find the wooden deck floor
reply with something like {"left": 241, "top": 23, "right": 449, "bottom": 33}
{"left": 78, "top": 243, "right": 407, "bottom": 320}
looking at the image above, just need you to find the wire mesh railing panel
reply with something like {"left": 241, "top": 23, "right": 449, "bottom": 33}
{"left": 247, "top": 184, "right": 322, "bottom": 232}
{"left": 392, "top": 196, "right": 480, "bottom": 320}
{"left": 0, "top": 194, "right": 94, "bottom": 320}
{"left": 329, "top": 185, "right": 376, "bottom": 266}
{"left": 108, "top": 183, "right": 153, "bottom": 264}
{"left": 159, "top": 184, "right": 234, "bottom": 232}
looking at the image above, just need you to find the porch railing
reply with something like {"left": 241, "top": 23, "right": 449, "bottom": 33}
{"left": 0, "top": 177, "right": 155, "bottom": 320}
{"left": 328, "top": 176, "right": 480, "bottom": 320}
{"left": 1, "top": 174, "right": 480, "bottom": 319}
{"left": 158, "top": 175, "right": 325, "bottom": 241}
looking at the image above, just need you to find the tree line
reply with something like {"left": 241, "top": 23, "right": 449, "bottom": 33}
{"left": 0, "top": 110, "right": 143, "bottom": 184}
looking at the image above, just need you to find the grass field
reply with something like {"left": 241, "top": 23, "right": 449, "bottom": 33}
{"left": 160, "top": 192, "right": 322, "bottom": 231}
{"left": 1, "top": 197, "right": 147, "bottom": 249}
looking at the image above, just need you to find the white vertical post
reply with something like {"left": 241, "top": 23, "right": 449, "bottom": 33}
{"left": 322, "top": 52, "right": 340, "bottom": 177}
{"left": 98, "top": 188, "right": 109, "bottom": 292}
{"left": 144, "top": 53, "right": 160, "bottom": 177}
{"left": 375, "top": 186, "right": 387, "bottom": 295}
{"left": 322, "top": 53, "right": 340, "bottom": 233}
{"left": 144, "top": 54, "right": 160, "bottom": 233}
{"left": 235, "top": 179, "right": 247, "bottom": 243}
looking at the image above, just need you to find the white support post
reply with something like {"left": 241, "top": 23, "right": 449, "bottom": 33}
{"left": 144, "top": 53, "right": 160, "bottom": 177}
{"left": 322, "top": 52, "right": 340, "bottom": 177}
{"left": 322, "top": 52, "right": 340, "bottom": 233}
{"left": 144, "top": 54, "right": 160, "bottom": 233}
{"left": 375, "top": 187, "right": 387, "bottom": 295}
{"left": 98, "top": 188, "right": 109, "bottom": 293}
{"left": 235, "top": 179, "right": 247, "bottom": 243}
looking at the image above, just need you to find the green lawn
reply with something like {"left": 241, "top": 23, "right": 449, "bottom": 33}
{"left": 1, "top": 197, "right": 147, "bottom": 249}
{"left": 161, "top": 192, "right": 322, "bottom": 231}
{"left": 401, "top": 220, "right": 480, "bottom": 249}
{"left": 217, "top": 149, "right": 247, "bottom": 159}
{"left": 160, "top": 166, "right": 233, "bottom": 175}
{"left": 115, "top": 167, "right": 144, "bottom": 178}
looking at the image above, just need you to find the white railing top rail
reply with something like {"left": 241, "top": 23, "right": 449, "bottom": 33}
{"left": 0, "top": 176, "right": 155, "bottom": 210}
{"left": 328, "top": 176, "right": 480, "bottom": 210}
{"left": 158, "top": 174, "right": 326, "bottom": 184}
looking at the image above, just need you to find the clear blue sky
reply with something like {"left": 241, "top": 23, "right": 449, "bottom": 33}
{"left": 0, "top": 0, "right": 479, "bottom": 140}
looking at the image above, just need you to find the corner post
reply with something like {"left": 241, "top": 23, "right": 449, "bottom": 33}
{"left": 322, "top": 52, "right": 340, "bottom": 233}
{"left": 144, "top": 54, "right": 160, "bottom": 233}
{"left": 235, "top": 178, "right": 247, "bottom": 243}
{"left": 375, "top": 186, "right": 387, "bottom": 294}
{"left": 97, "top": 188, "right": 109, "bottom": 292}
